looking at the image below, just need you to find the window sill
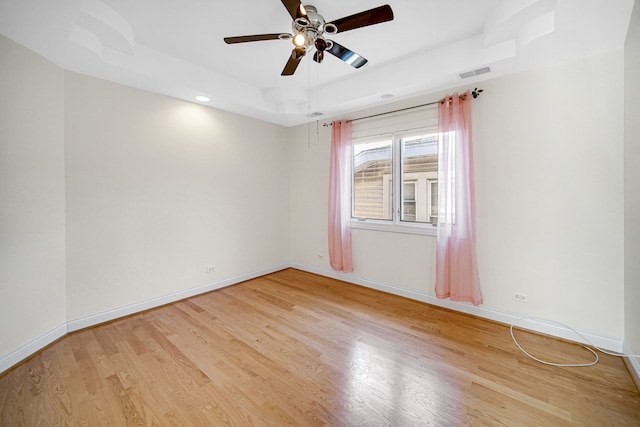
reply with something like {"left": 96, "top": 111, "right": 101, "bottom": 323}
{"left": 351, "top": 219, "right": 437, "bottom": 236}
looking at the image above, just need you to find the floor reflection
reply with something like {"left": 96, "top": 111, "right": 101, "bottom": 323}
{"left": 339, "top": 336, "right": 454, "bottom": 426}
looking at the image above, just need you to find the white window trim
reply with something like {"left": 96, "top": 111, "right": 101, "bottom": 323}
{"left": 351, "top": 217, "right": 437, "bottom": 236}
{"left": 351, "top": 129, "right": 438, "bottom": 236}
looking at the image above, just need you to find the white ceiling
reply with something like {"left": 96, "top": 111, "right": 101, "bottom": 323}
{"left": 0, "top": 0, "right": 634, "bottom": 126}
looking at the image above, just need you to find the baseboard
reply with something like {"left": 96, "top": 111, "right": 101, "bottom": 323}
{"left": 1, "top": 261, "right": 630, "bottom": 377}
{"left": 0, "top": 322, "right": 67, "bottom": 375}
{"left": 622, "top": 342, "right": 640, "bottom": 392}
{"left": 290, "top": 262, "right": 626, "bottom": 353}
{"left": 67, "top": 263, "right": 290, "bottom": 332}
{"left": 0, "top": 264, "right": 288, "bottom": 374}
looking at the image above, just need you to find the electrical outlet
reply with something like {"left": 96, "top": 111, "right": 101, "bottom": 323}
{"left": 512, "top": 292, "right": 528, "bottom": 303}
{"left": 206, "top": 265, "right": 216, "bottom": 273}
{"left": 317, "top": 253, "right": 324, "bottom": 260}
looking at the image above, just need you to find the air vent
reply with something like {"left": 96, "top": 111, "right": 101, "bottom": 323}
{"left": 459, "top": 66, "right": 491, "bottom": 79}
{"left": 307, "top": 112, "right": 324, "bottom": 118}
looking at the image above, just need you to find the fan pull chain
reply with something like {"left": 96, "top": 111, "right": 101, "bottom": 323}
{"left": 316, "top": 59, "right": 320, "bottom": 145}
{"left": 308, "top": 52, "right": 311, "bottom": 148}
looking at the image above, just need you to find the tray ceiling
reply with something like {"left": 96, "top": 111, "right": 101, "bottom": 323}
{"left": 0, "top": 0, "right": 634, "bottom": 126}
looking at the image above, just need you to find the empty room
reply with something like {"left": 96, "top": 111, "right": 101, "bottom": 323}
{"left": 1, "top": 0, "right": 640, "bottom": 425}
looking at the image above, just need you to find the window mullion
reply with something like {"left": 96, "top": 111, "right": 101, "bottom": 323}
{"left": 392, "top": 134, "right": 401, "bottom": 224}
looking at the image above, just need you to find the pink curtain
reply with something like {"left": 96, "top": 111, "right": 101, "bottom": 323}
{"left": 436, "top": 91, "right": 482, "bottom": 305}
{"left": 328, "top": 120, "right": 353, "bottom": 272}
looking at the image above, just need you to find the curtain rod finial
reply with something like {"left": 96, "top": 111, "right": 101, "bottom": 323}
{"left": 472, "top": 88, "right": 484, "bottom": 99}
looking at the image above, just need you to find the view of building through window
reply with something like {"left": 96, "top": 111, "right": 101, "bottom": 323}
{"left": 352, "top": 133, "right": 438, "bottom": 224}
{"left": 353, "top": 139, "right": 392, "bottom": 220}
{"left": 401, "top": 134, "right": 438, "bottom": 223}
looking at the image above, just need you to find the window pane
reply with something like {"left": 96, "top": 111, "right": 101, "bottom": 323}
{"left": 403, "top": 182, "right": 416, "bottom": 200}
{"left": 403, "top": 181, "right": 416, "bottom": 221}
{"left": 401, "top": 134, "right": 438, "bottom": 223}
{"left": 353, "top": 139, "right": 393, "bottom": 220}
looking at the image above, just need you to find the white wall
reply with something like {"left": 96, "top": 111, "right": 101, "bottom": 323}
{"left": 1, "top": 39, "right": 292, "bottom": 371}
{"left": 0, "top": 35, "right": 67, "bottom": 358}
{"left": 476, "top": 50, "right": 624, "bottom": 336}
{"left": 64, "top": 72, "right": 290, "bottom": 322}
{"left": 290, "top": 49, "right": 626, "bottom": 339}
{"left": 0, "top": 28, "right": 633, "bottom": 371}
{"left": 625, "top": 0, "right": 640, "bottom": 360}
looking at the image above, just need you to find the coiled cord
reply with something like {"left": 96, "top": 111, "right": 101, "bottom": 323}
{"left": 510, "top": 317, "right": 640, "bottom": 367}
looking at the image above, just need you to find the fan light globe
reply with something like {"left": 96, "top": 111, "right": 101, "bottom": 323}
{"left": 293, "top": 34, "right": 306, "bottom": 47}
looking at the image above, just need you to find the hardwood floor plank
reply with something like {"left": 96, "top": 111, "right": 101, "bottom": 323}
{"left": 135, "top": 351, "right": 204, "bottom": 427}
{"left": 105, "top": 374, "right": 147, "bottom": 426}
{"left": 2, "top": 268, "right": 640, "bottom": 426}
{"left": 135, "top": 314, "right": 211, "bottom": 389}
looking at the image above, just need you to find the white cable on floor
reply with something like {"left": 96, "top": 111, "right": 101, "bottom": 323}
{"left": 510, "top": 317, "right": 640, "bottom": 367}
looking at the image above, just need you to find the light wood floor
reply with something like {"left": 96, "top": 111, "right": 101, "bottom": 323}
{"left": 1, "top": 268, "right": 639, "bottom": 426}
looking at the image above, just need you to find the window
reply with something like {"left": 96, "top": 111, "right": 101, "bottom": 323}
{"left": 352, "top": 139, "right": 392, "bottom": 220}
{"left": 350, "top": 105, "right": 439, "bottom": 234}
{"left": 401, "top": 134, "right": 438, "bottom": 224}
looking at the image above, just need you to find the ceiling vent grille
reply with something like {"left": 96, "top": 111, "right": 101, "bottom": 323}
{"left": 459, "top": 66, "right": 491, "bottom": 79}
{"left": 307, "top": 112, "right": 324, "bottom": 118}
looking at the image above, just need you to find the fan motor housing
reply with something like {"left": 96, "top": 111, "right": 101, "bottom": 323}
{"left": 292, "top": 5, "right": 330, "bottom": 47}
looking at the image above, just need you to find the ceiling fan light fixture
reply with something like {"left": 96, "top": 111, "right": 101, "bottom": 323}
{"left": 314, "top": 37, "right": 327, "bottom": 51}
{"left": 292, "top": 46, "right": 306, "bottom": 59}
{"left": 294, "top": 17, "right": 309, "bottom": 27}
{"left": 293, "top": 33, "right": 306, "bottom": 47}
{"left": 324, "top": 23, "right": 337, "bottom": 34}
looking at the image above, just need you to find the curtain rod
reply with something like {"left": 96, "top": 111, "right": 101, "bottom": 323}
{"left": 322, "top": 88, "right": 484, "bottom": 127}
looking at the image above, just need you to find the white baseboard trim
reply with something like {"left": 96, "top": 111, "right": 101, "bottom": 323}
{"left": 1, "top": 262, "right": 632, "bottom": 378}
{"left": 622, "top": 342, "right": 640, "bottom": 391}
{"left": 67, "top": 263, "right": 290, "bottom": 332}
{"left": 2, "top": 264, "right": 289, "bottom": 374}
{"left": 0, "top": 322, "right": 67, "bottom": 375}
{"left": 290, "top": 262, "right": 626, "bottom": 353}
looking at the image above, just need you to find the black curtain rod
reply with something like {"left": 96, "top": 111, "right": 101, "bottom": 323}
{"left": 322, "top": 88, "right": 483, "bottom": 127}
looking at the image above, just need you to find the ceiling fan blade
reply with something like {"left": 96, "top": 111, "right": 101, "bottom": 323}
{"left": 224, "top": 34, "right": 287, "bottom": 44}
{"left": 282, "top": 49, "right": 304, "bottom": 75}
{"left": 326, "top": 41, "right": 368, "bottom": 69}
{"left": 328, "top": 5, "right": 394, "bottom": 33}
{"left": 281, "top": 0, "right": 305, "bottom": 20}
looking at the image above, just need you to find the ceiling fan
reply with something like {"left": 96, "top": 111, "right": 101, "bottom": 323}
{"left": 224, "top": 1, "right": 394, "bottom": 76}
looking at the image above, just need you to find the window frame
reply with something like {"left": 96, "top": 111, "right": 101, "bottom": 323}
{"left": 350, "top": 129, "right": 438, "bottom": 236}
